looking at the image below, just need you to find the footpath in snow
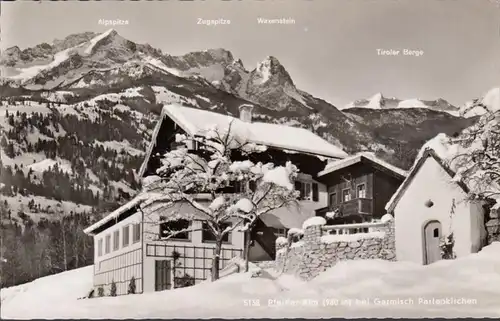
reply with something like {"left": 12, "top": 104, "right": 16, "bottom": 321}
{"left": 2, "top": 243, "right": 500, "bottom": 319}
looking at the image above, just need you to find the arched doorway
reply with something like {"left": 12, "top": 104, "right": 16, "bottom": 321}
{"left": 423, "top": 220, "right": 442, "bottom": 265}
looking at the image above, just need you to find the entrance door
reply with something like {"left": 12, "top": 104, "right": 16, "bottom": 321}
{"left": 423, "top": 221, "right": 442, "bottom": 265}
{"left": 155, "top": 260, "right": 172, "bottom": 291}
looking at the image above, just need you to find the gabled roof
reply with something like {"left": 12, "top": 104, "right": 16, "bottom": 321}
{"left": 83, "top": 193, "right": 152, "bottom": 235}
{"left": 317, "top": 152, "right": 407, "bottom": 179}
{"left": 385, "top": 148, "right": 470, "bottom": 213}
{"left": 138, "top": 104, "right": 348, "bottom": 177}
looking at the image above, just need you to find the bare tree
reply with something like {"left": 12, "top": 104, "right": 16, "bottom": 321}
{"left": 448, "top": 101, "right": 500, "bottom": 204}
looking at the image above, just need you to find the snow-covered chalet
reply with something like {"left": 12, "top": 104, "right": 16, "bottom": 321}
{"left": 84, "top": 103, "right": 348, "bottom": 295}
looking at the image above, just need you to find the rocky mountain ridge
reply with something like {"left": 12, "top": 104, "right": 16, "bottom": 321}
{"left": 0, "top": 29, "right": 486, "bottom": 226}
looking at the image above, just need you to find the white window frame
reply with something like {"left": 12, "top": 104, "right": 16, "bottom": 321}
{"left": 357, "top": 183, "right": 366, "bottom": 199}
{"left": 342, "top": 188, "right": 351, "bottom": 202}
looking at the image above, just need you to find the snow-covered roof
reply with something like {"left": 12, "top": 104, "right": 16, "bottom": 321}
{"left": 385, "top": 133, "right": 500, "bottom": 213}
{"left": 259, "top": 203, "right": 314, "bottom": 229}
{"left": 317, "top": 152, "right": 407, "bottom": 178}
{"left": 138, "top": 104, "right": 347, "bottom": 177}
{"left": 83, "top": 193, "right": 151, "bottom": 235}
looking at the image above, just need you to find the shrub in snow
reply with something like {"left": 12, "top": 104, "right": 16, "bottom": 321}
{"left": 128, "top": 276, "right": 136, "bottom": 294}
{"left": 175, "top": 273, "right": 196, "bottom": 288}
{"left": 440, "top": 233, "right": 456, "bottom": 260}
{"left": 110, "top": 280, "right": 117, "bottom": 297}
{"left": 97, "top": 286, "right": 104, "bottom": 297}
{"left": 302, "top": 216, "right": 326, "bottom": 229}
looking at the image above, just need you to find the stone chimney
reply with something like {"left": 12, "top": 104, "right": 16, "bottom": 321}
{"left": 238, "top": 104, "right": 254, "bottom": 123}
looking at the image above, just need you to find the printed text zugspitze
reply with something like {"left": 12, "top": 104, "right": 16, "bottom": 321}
{"left": 197, "top": 18, "right": 231, "bottom": 26}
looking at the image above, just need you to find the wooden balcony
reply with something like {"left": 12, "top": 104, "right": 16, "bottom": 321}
{"left": 322, "top": 198, "right": 373, "bottom": 218}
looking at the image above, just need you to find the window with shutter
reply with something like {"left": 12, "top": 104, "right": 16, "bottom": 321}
{"left": 357, "top": 184, "right": 366, "bottom": 198}
{"left": 312, "top": 183, "right": 319, "bottom": 202}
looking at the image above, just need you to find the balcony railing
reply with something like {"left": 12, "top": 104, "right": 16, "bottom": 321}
{"left": 329, "top": 198, "right": 373, "bottom": 217}
{"left": 322, "top": 221, "right": 386, "bottom": 235}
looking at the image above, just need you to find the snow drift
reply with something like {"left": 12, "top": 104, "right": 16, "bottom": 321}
{"left": 2, "top": 243, "right": 500, "bottom": 319}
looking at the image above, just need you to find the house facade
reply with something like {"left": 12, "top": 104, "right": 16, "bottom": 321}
{"left": 385, "top": 149, "right": 489, "bottom": 265}
{"left": 314, "top": 153, "right": 407, "bottom": 225}
{"left": 84, "top": 103, "right": 347, "bottom": 295}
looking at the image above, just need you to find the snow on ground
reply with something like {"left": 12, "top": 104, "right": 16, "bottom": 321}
{"left": 1, "top": 194, "right": 93, "bottom": 218}
{"left": 27, "top": 158, "right": 73, "bottom": 174}
{"left": 2, "top": 243, "right": 500, "bottom": 319}
{"left": 93, "top": 140, "right": 144, "bottom": 156}
{"left": 40, "top": 91, "right": 76, "bottom": 103}
{"left": 151, "top": 86, "right": 198, "bottom": 106}
{"left": 0, "top": 102, "right": 52, "bottom": 118}
{"left": 0, "top": 151, "right": 48, "bottom": 169}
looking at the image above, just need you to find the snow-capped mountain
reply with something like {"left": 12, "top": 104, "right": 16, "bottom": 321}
{"left": 0, "top": 29, "right": 479, "bottom": 227}
{"left": 460, "top": 87, "right": 500, "bottom": 117}
{"left": 342, "top": 92, "right": 460, "bottom": 115}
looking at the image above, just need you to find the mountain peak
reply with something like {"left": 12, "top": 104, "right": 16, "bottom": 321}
{"left": 251, "top": 55, "right": 293, "bottom": 87}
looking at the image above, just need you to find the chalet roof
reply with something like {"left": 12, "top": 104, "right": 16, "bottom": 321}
{"left": 83, "top": 193, "right": 153, "bottom": 235}
{"left": 317, "top": 152, "right": 407, "bottom": 179}
{"left": 138, "top": 104, "right": 348, "bottom": 177}
{"left": 385, "top": 148, "right": 469, "bottom": 213}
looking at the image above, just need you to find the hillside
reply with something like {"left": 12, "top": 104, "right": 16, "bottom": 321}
{"left": 2, "top": 243, "right": 500, "bottom": 318}
{"left": 0, "top": 29, "right": 485, "bottom": 287}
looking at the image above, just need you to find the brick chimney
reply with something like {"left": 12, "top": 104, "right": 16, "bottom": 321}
{"left": 238, "top": 104, "right": 254, "bottom": 123}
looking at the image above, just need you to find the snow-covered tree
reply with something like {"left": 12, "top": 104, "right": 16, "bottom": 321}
{"left": 449, "top": 100, "right": 500, "bottom": 210}
{"left": 141, "top": 122, "right": 299, "bottom": 280}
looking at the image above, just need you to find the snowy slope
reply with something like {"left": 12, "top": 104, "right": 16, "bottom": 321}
{"left": 7, "top": 46, "right": 82, "bottom": 81}
{"left": 84, "top": 28, "right": 115, "bottom": 55}
{"left": 2, "top": 243, "right": 500, "bottom": 318}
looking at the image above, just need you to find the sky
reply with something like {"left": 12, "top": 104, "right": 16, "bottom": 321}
{"left": 1, "top": 0, "right": 499, "bottom": 107}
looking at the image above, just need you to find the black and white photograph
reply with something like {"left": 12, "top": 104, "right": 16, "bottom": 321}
{"left": 0, "top": 0, "right": 499, "bottom": 319}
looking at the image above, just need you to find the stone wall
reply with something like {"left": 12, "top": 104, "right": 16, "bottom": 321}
{"left": 275, "top": 218, "right": 396, "bottom": 281}
{"left": 486, "top": 210, "right": 500, "bottom": 245}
